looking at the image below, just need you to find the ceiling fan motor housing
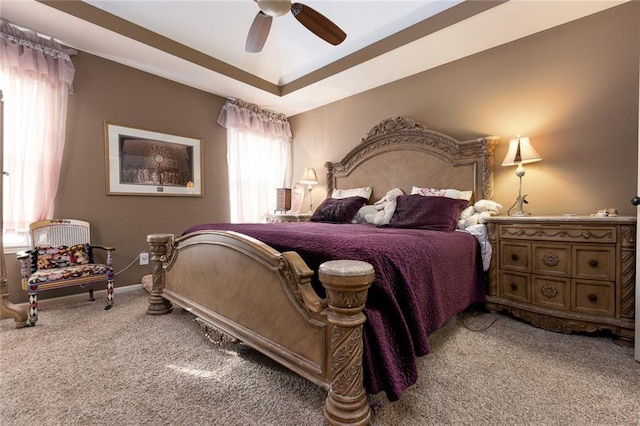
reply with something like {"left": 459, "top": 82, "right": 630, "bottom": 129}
{"left": 257, "top": 0, "right": 291, "bottom": 17}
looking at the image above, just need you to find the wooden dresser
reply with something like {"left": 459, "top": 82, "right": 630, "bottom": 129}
{"left": 485, "top": 216, "right": 636, "bottom": 346}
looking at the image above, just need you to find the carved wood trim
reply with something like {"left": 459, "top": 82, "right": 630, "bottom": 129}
{"left": 500, "top": 227, "right": 615, "bottom": 242}
{"left": 620, "top": 225, "right": 635, "bottom": 320}
{"left": 514, "top": 307, "right": 600, "bottom": 334}
{"left": 542, "top": 253, "right": 560, "bottom": 267}
{"left": 621, "top": 225, "right": 636, "bottom": 247}
{"left": 620, "top": 248, "right": 635, "bottom": 319}
{"left": 320, "top": 263, "right": 374, "bottom": 426}
{"left": 281, "top": 252, "right": 327, "bottom": 313}
{"left": 325, "top": 117, "right": 499, "bottom": 200}
{"left": 487, "top": 302, "right": 627, "bottom": 336}
{"left": 195, "top": 317, "right": 239, "bottom": 345}
{"left": 147, "top": 233, "right": 174, "bottom": 315}
{"left": 540, "top": 285, "right": 558, "bottom": 299}
{"left": 487, "top": 222, "right": 498, "bottom": 296}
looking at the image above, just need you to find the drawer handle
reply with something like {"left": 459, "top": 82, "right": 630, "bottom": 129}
{"left": 510, "top": 283, "right": 518, "bottom": 291}
{"left": 543, "top": 253, "right": 559, "bottom": 267}
{"left": 511, "top": 254, "right": 519, "bottom": 261}
{"left": 587, "top": 293, "right": 598, "bottom": 302}
{"left": 540, "top": 285, "right": 558, "bottom": 298}
{"left": 588, "top": 259, "right": 598, "bottom": 267}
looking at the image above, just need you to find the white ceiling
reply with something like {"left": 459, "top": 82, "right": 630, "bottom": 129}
{"left": 1, "top": 0, "right": 629, "bottom": 116}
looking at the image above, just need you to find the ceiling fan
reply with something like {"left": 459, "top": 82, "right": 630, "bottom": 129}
{"left": 245, "top": 0, "right": 347, "bottom": 53}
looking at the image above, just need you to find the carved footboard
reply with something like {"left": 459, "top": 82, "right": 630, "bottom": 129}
{"left": 146, "top": 231, "right": 374, "bottom": 425}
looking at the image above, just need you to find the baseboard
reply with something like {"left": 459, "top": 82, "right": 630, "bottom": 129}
{"left": 10, "top": 283, "right": 144, "bottom": 311}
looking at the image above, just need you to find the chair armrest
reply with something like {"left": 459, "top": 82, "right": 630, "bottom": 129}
{"left": 17, "top": 251, "right": 33, "bottom": 279}
{"left": 16, "top": 250, "right": 32, "bottom": 260}
{"left": 90, "top": 245, "right": 116, "bottom": 252}
{"left": 90, "top": 245, "right": 115, "bottom": 267}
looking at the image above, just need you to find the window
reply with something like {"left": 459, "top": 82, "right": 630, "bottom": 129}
{"left": 218, "top": 99, "right": 292, "bottom": 223}
{"left": 0, "top": 20, "right": 75, "bottom": 249}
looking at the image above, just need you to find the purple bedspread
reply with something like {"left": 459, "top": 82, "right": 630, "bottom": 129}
{"left": 183, "top": 222, "right": 484, "bottom": 401}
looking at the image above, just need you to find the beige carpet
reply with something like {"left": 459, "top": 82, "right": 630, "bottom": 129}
{"left": 0, "top": 287, "right": 638, "bottom": 425}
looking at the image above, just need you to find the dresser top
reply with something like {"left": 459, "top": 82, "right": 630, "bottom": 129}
{"left": 485, "top": 215, "right": 636, "bottom": 224}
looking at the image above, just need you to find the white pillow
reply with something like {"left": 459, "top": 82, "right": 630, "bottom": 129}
{"left": 332, "top": 186, "right": 373, "bottom": 201}
{"left": 411, "top": 186, "right": 472, "bottom": 201}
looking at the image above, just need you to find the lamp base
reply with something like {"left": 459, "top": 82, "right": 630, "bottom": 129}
{"left": 512, "top": 194, "right": 530, "bottom": 217}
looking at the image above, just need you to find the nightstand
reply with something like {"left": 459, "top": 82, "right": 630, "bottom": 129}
{"left": 266, "top": 213, "right": 312, "bottom": 223}
{"left": 485, "top": 215, "right": 636, "bottom": 346}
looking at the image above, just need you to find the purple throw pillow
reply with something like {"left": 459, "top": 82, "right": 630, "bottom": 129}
{"left": 388, "top": 195, "right": 469, "bottom": 232}
{"left": 310, "top": 196, "right": 368, "bottom": 223}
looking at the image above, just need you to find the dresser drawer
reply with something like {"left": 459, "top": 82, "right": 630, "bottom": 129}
{"left": 532, "top": 243, "right": 570, "bottom": 277}
{"left": 532, "top": 275, "right": 570, "bottom": 310}
{"left": 572, "top": 279, "right": 615, "bottom": 317}
{"left": 573, "top": 245, "right": 615, "bottom": 281}
{"left": 500, "top": 242, "right": 530, "bottom": 272}
{"left": 499, "top": 271, "right": 530, "bottom": 303}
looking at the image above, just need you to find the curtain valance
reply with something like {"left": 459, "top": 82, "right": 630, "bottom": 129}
{"left": 218, "top": 98, "right": 292, "bottom": 142}
{"left": 0, "top": 19, "right": 75, "bottom": 89}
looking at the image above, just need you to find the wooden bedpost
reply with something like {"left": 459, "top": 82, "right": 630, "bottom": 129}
{"left": 146, "top": 233, "right": 173, "bottom": 315}
{"left": 319, "top": 260, "right": 375, "bottom": 426}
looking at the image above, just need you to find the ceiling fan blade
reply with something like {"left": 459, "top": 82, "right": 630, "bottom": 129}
{"left": 291, "top": 3, "right": 346, "bottom": 46}
{"left": 245, "top": 11, "right": 273, "bottom": 53}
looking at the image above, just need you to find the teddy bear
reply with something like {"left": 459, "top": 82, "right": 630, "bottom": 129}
{"left": 458, "top": 199, "right": 503, "bottom": 229}
{"left": 365, "top": 188, "right": 404, "bottom": 226}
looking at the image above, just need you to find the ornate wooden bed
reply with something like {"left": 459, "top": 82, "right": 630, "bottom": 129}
{"left": 146, "top": 117, "right": 499, "bottom": 425}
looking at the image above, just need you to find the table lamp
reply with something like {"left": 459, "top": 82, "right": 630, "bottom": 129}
{"left": 299, "top": 167, "right": 318, "bottom": 212}
{"left": 502, "top": 135, "right": 541, "bottom": 216}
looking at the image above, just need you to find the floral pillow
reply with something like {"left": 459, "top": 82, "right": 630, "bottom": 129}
{"left": 331, "top": 186, "right": 373, "bottom": 201}
{"left": 411, "top": 186, "right": 472, "bottom": 201}
{"left": 32, "top": 244, "right": 92, "bottom": 270}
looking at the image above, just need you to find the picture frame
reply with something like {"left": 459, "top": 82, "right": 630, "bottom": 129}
{"left": 104, "top": 121, "right": 203, "bottom": 196}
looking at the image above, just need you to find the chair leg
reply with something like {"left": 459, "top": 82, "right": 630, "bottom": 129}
{"left": 89, "top": 287, "right": 95, "bottom": 301}
{"left": 27, "top": 289, "right": 38, "bottom": 326}
{"left": 105, "top": 274, "right": 114, "bottom": 310}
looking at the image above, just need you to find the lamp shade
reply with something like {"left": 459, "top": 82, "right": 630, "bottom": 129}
{"left": 299, "top": 167, "right": 318, "bottom": 185}
{"left": 501, "top": 136, "right": 542, "bottom": 166}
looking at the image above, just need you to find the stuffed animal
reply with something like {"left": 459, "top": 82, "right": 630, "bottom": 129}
{"left": 458, "top": 199, "right": 503, "bottom": 229}
{"left": 365, "top": 188, "right": 404, "bottom": 225}
{"left": 142, "top": 274, "right": 153, "bottom": 293}
{"left": 473, "top": 199, "right": 503, "bottom": 213}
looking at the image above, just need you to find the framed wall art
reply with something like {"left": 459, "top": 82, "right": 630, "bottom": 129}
{"left": 104, "top": 121, "right": 203, "bottom": 196}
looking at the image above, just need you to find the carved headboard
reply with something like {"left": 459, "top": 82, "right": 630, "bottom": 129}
{"left": 326, "top": 117, "right": 499, "bottom": 203}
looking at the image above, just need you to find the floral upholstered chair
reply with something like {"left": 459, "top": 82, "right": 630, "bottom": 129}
{"left": 17, "top": 219, "right": 115, "bottom": 325}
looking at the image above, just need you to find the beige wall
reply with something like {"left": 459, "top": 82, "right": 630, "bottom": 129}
{"left": 3, "top": 2, "right": 639, "bottom": 305}
{"left": 4, "top": 52, "right": 230, "bottom": 303}
{"left": 290, "top": 2, "right": 640, "bottom": 219}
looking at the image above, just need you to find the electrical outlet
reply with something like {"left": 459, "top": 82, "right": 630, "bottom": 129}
{"left": 139, "top": 252, "right": 149, "bottom": 265}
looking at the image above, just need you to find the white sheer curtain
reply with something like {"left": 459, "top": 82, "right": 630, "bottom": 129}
{"left": 218, "top": 98, "right": 292, "bottom": 223}
{"left": 0, "top": 20, "right": 75, "bottom": 244}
